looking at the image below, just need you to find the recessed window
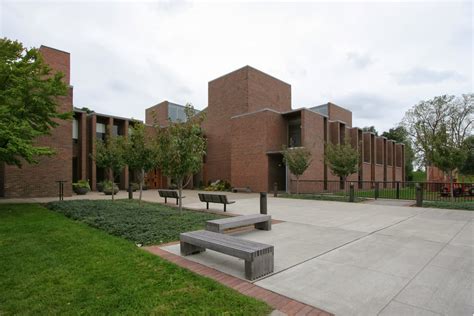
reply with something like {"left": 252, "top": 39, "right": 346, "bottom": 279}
{"left": 72, "top": 119, "right": 79, "bottom": 140}
{"left": 96, "top": 123, "right": 106, "bottom": 141}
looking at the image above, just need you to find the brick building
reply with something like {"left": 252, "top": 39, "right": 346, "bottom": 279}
{"left": 0, "top": 47, "right": 405, "bottom": 198}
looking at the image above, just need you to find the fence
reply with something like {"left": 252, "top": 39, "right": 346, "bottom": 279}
{"left": 289, "top": 180, "right": 474, "bottom": 202}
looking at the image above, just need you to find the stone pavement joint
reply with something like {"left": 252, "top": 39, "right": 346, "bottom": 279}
{"left": 143, "top": 246, "right": 333, "bottom": 316}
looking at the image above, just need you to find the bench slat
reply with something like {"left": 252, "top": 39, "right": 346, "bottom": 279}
{"left": 207, "top": 214, "right": 271, "bottom": 231}
{"left": 180, "top": 230, "right": 272, "bottom": 260}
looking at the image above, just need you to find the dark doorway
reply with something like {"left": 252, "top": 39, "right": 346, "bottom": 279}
{"left": 72, "top": 157, "right": 79, "bottom": 183}
{"left": 268, "top": 154, "right": 286, "bottom": 191}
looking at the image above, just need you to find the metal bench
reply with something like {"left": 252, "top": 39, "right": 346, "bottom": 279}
{"left": 180, "top": 230, "right": 274, "bottom": 280}
{"left": 198, "top": 193, "right": 235, "bottom": 212}
{"left": 206, "top": 214, "right": 271, "bottom": 233}
{"left": 158, "top": 189, "right": 185, "bottom": 205}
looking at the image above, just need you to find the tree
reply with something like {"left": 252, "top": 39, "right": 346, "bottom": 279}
{"left": 282, "top": 146, "right": 312, "bottom": 194}
{"left": 382, "top": 126, "right": 415, "bottom": 181}
{"left": 0, "top": 38, "right": 70, "bottom": 167}
{"left": 402, "top": 94, "right": 473, "bottom": 169}
{"left": 459, "top": 136, "right": 474, "bottom": 177}
{"left": 123, "top": 122, "right": 158, "bottom": 205}
{"left": 156, "top": 104, "right": 206, "bottom": 213}
{"left": 431, "top": 124, "right": 468, "bottom": 199}
{"left": 324, "top": 140, "right": 359, "bottom": 193}
{"left": 362, "top": 126, "right": 378, "bottom": 136}
{"left": 92, "top": 134, "right": 126, "bottom": 201}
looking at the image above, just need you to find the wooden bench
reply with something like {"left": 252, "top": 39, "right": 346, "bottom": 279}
{"left": 206, "top": 214, "right": 271, "bottom": 233}
{"left": 198, "top": 193, "right": 235, "bottom": 212}
{"left": 180, "top": 230, "right": 274, "bottom": 280}
{"left": 158, "top": 189, "right": 185, "bottom": 205}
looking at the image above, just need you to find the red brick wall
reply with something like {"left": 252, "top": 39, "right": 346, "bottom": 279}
{"left": 247, "top": 67, "right": 291, "bottom": 113}
{"left": 203, "top": 66, "right": 291, "bottom": 185}
{"left": 145, "top": 101, "right": 169, "bottom": 126}
{"left": 3, "top": 46, "right": 73, "bottom": 198}
{"left": 230, "top": 110, "right": 286, "bottom": 192}
{"left": 362, "top": 162, "right": 372, "bottom": 182}
{"left": 327, "top": 103, "right": 352, "bottom": 127}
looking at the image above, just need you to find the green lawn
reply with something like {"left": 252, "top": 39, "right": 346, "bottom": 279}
{"left": 279, "top": 193, "right": 366, "bottom": 202}
{"left": 0, "top": 203, "right": 271, "bottom": 315}
{"left": 46, "top": 199, "right": 225, "bottom": 245}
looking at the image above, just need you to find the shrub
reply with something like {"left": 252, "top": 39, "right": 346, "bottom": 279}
{"left": 72, "top": 179, "right": 90, "bottom": 190}
{"left": 205, "top": 180, "right": 231, "bottom": 191}
{"left": 103, "top": 181, "right": 119, "bottom": 195}
{"left": 72, "top": 180, "right": 90, "bottom": 195}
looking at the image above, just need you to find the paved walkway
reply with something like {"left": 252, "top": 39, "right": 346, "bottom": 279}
{"left": 2, "top": 190, "right": 473, "bottom": 315}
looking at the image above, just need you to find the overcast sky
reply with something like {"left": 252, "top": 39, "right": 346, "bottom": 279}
{"left": 1, "top": 0, "right": 472, "bottom": 132}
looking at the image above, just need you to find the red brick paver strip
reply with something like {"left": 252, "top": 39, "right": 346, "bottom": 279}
{"left": 143, "top": 246, "right": 333, "bottom": 316}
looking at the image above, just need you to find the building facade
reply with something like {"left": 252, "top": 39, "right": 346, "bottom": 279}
{"left": 0, "top": 47, "right": 405, "bottom": 198}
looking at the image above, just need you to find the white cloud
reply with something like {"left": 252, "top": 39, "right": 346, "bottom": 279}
{"left": 346, "top": 52, "right": 374, "bottom": 69}
{"left": 1, "top": 0, "right": 472, "bottom": 133}
{"left": 392, "top": 67, "right": 464, "bottom": 85}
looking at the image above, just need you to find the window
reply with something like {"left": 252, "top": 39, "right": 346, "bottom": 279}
{"left": 96, "top": 123, "right": 106, "bottom": 141}
{"left": 112, "top": 125, "right": 119, "bottom": 136}
{"left": 288, "top": 119, "right": 301, "bottom": 147}
{"left": 168, "top": 103, "right": 187, "bottom": 122}
{"left": 72, "top": 119, "right": 79, "bottom": 140}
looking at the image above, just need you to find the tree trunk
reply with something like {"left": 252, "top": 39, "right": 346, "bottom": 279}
{"left": 111, "top": 170, "right": 115, "bottom": 202}
{"left": 342, "top": 176, "right": 347, "bottom": 197}
{"left": 449, "top": 170, "right": 454, "bottom": 201}
{"left": 139, "top": 168, "right": 144, "bottom": 206}
{"left": 296, "top": 176, "right": 299, "bottom": 195}
{"left": 178, "top": 178, "right": 183, "bottom": 213}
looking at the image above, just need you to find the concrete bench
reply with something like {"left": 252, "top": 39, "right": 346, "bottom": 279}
{"left": 206, "top": 214, "right": 271, "bottom": 233}
{"left": 198, "top": 193, "right": 235, "bottom": 212}
{"left": 180, "top": 230, "right": 274, "bottom": 280}
{"left": 158, "top": 189, "right": 185, "bottom": 205}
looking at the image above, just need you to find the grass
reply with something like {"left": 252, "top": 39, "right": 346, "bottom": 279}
{"left": 423, "top": 200, "right": 474, "bottom": 211}
{"left": 279, "top": 193, "right": 367, "bottom": 202}
{"left": 0, "top": 203, "right": 271, "bottom": 315}
{"left": 46, "top": 199, "right": 225, "bottom": 245}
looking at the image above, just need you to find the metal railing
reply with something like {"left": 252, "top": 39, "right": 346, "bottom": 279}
{"left": 289, "top": 179, "right": 474, "bottom": 202}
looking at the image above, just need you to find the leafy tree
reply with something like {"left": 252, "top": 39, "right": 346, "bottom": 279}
{"left": 156, "top": 104, "right": 206, "bottom": 212}
{"left": 92, "top": 134, "right": 126, "bottom": 201}
{"left": 0, "top": 38, "right": 70, "bottom": 167}
{"left": 459, "top": 135, "right": 474, "bottom": 177}
{"left": 362, "top": 126, "right": 378, "bottom": 136}
{"left": 324, "top": 140, "right": 359, "bottom": 193}
{"left": 123, "top": 122, "right": 158, "bottom": 205}
{"left": 382, "top": 126, "right": 415, "bottom": 181}
{"left": 431, "top": 124, "right": 468, "bottom": 199}
{"left": 402, "top": 94, "right": 473, "bottom": 169}
{"left": 282, "top": 146, "right": 312, "bottom": 194}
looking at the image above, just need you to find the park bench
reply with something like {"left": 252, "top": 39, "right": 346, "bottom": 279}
{"left": 198, "top": 193, "right": 235, "bottom": 212}
{"left": 180, "top": 230, "right": 274, "bottom": 280}
{"left": 158, "top": 189, "right": 185, "bottom": 205}
{"left": 206, "top": 214, "right": 271, "bottom": 233}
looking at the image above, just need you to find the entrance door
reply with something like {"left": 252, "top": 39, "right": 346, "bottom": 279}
{"left": 268, "top": 154, "right": 286, "bottom": 191}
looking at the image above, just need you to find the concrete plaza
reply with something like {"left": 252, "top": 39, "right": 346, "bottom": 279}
{"left": 162, "top": 191, "right": 473, "bottom": 316}
{"left": 3, "top": 190, "right": 472, "bottom": 315}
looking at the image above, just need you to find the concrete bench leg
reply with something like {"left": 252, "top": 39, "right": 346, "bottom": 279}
{"left": 244, "top": 250, "right": 274, "bottom": 280}
{"left": 180, "top": 241, "right": 206, "bottom": 256}
{"left": 255, "top": 220, "right": 271, "bottom": 231}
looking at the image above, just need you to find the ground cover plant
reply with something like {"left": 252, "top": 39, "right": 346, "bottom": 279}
{"left": 46, "top": 199, "right": 225, "bottom": 245}
{"left": 279, "top": 193, "right": 367, "bottom": 202}
{"left": 422, "top": 200, "right": 474, "bottom": 211}
{"left": 0, "top": 203, "right": 270, "bottom": 315}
